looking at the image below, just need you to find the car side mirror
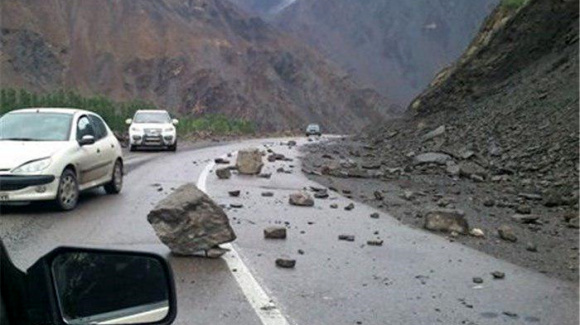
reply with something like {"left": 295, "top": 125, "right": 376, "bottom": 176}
{"left": 78, "top": 135, "right": 95, "bottom": 146}
{"left": 126, "top": 118, "right": 133, "bottom": 125}
{"left": 25, "top": 247, "right": 177, "bottom": 325}
{"left": 172, "top": 119, "right": 179, "bottom": 126}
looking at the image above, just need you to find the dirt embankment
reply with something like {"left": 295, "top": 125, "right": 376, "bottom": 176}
{"left": 301, "top": 0, "right": 579, "bottom": 282}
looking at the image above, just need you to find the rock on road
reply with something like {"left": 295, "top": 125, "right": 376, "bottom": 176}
{"left": 0, "top": 137, "right": 577, "bottom": 325}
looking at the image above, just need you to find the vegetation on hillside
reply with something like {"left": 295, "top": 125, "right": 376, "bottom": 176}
{"left": 0, "top": 89, "right": 256, "bottom": 136}
{"left": 501, "top": 0, "right": 528, "bottom": 9}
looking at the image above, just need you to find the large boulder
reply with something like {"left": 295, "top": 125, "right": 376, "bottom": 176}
{"left": 147, "top": 184, "right": 236, "bottom": 256}
{"left": 424, "top": 209, "right": 469, "bottom": 234}
{"left": 236, "top": 148, "right": 264, "bottom": 175}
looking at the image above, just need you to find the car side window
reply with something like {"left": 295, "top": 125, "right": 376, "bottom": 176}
{"left": 88, "top": 115, "right": 108, "bottom": 140}
{"left": 76, "top": 116, "right": 95, "bottom": 141}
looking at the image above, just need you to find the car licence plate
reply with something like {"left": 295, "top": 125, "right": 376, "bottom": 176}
{"left": 0, "top": 193, "right": 9, "bottom": 201}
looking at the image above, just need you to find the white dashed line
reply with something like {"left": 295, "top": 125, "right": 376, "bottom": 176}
{"left": 197, "top": 155, "right": 291, "bottom": 325}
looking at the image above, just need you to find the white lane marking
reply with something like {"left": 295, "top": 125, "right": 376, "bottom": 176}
{"left": 197, "top": 156, "right": 291, "bottom": 325}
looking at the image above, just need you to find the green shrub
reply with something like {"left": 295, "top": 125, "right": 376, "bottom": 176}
{"left": 0, "top": 88, "right": 255, "bottom": 136}
{"left": 501, "top": 0, "right": 528, "bottom": 9}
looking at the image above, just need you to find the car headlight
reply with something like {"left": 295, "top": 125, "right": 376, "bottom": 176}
{"left": 164, "top": 128, "right": 175, "bottom": 132}
{"left": 12, "top": 157, "right": 52, "bottom": 174}
{"left": 131, "top": 127, "right": 142, "bottom": 132}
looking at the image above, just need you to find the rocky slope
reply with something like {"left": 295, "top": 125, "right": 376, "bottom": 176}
{"left": 232, "top": 0, "right": 499, "bottom": 106}
{"left": 301, "top": 0, "right": 579, "bottom": 281}
{"left": 0, "top": 0, "right": 391, "bottom": 132}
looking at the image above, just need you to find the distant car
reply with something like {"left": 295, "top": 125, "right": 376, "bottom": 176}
{"left": 0, "top": 108, "right": 124, "bottom": 211}
{"left": 126, "top": 110, "right": 179, "bottom": 152}
{"left": 306, "top": 123, "right": 322, "bottom": 136}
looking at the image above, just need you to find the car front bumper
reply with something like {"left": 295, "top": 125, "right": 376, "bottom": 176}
{"left": 0, "top": 175, "right": 59, "bottom": 202}
{"left": 130, "top": 133, "right": 176, "bottom": 147}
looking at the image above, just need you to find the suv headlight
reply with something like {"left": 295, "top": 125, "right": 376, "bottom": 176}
{"left": 164, "top": 127, "right": 175, "bottom": 132}
{"left": 12, "top": 157, "right": 52, "bottom": 174}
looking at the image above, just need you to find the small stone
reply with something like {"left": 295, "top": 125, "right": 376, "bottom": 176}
{"left": 330, "top": 204, "right": 339, "bottom": 209}
{"left": 424, "top": 209, "right": 469, "bottom": 234}
{"left": 275, "top": 258, "right": 296, "bottom": 268}
{"left": 367, "top": 240, "right": 383, "bottom": 246}
{"left": 401, "top": 190, "right": 415, "bottom": 201}
{"left": 526, "top": 242, "right": 538, "bottom": 252}
{"left": 344, "top": 203, "right": 355, "bottom": 211}
{"left": 216, "top": 168, "right": 232, "bottom": 180}
{"left": 206, "top": 246, "right": 229, "bottom": 258}
{"left": 469, "top": 228, "right": 485, "bottom": 238}
{"left": 230, "top": 203, "right": 243, "bottom": 209}
{"left": 472, "top": 277, "right": 484, "bottom": 284}
{"left": 491, "top": 271, "right": 505, "bottom": 279}
{"left": 258, "top": 173, "right": 272, "bottom": 179}
{"left": 483, "top": 199, "right": 495, "bottom": 207}
{"left": 502, "top": 311, "right": 518, "bottom": 318}
{"left": 261, "top": 192, "right": 274, "bottom": 197}
{"left": 289, "top": 192, "right": 315, "bottom": 207}
{"left": 264, "top": 227, "right": 287, "bottom": 239}
{"left": 297, "top": 249, "right": 305, "bottom": 255}
{"left": 515, "top": 205, "right": 532, "bottom": 214}
{"left": 413, "top": 152, "right": 452, "bottom": 165}
{"left": 568, "top": 216, "right": 580, "bottom": 229}
{"left": 370, "top": 212, "right": 380, "bottom": 219}
{"left": 228, "top": 190, "right": 241, "bottom": 197}
{"left": 214, "top": 158, "right": 230, "bottom": 164}
{"left": 373, "top": 191, "right": 384, "bottom": 201}
{"left": 314, "top": 190, "right": 329, "bottom": 199}
{"left": 498, "top": 225, "right": 517, "bottom": 242}
{"left": 338, "top": 234, "right": 355, "bottom": 242}
{"left": 511, "top": 214, "right": 540, "bottom": 224}
{"left": 518, "top": 193, "right": 542, "bottom": 201}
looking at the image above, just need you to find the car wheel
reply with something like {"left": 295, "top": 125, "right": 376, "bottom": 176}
{"left": 55, "top": 169, "right": 79, "bottom": 211}
{"left": 104, "top": 160, "right": 123, "bottom": 194}
{"left": 130, "top": 145, "right": 136, "bottom": 152}
{"left": 169, "top": 142, "right": 177, "bottom": 152}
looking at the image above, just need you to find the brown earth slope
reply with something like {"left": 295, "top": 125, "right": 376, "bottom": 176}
{"left": 302, "top": 0, "right": 579, "bottom": 281}
{"left": 0, "top": 0, "right": 392, "bottom": 132}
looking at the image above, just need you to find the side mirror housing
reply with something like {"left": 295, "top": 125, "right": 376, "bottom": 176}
{"left": 126, "top": 118, "right": 133, "bottom": 125}
{"left": 25, "top": 247, "right": 177, "bottom": 325}
{"left": 78, "top": 135, "right": 95, "bottom": 146}
{"left": 172, "top": 119, "right": 179, "bottom": 126}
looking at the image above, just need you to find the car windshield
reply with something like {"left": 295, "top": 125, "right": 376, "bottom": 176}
{"left": 0, "top": 112, "right": 73, "bottom": 141}
{"left": 133, "top": 112, "right": 170, "bottom": 124}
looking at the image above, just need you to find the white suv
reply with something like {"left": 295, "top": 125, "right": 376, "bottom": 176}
{"left": 126, "top": 110, "right": 178, "bottom": 151}
{"left": 0, "top": 108, "right": 124, "bottom": 211}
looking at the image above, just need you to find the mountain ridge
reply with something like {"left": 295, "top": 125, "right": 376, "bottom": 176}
{"left": 0, "top": 0, "right": 392, "bottom": 132}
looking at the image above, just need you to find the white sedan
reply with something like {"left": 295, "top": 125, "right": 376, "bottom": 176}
{"left": 0, "top": 108, "right": 124, "bottom": 211}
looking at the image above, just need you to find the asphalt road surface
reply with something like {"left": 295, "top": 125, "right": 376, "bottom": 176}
{"left": 1, "top": 137, "right": 578, "bottom": 325}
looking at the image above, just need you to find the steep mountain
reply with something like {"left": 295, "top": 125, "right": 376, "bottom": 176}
{"left": 231, "top": 0, "right": 499, "bottom": 106}
{"left": 367, "top": 0, "right": 578, "bottom": 203}
{"left": 0, "top": 0, "right": 391, "bottom": 132}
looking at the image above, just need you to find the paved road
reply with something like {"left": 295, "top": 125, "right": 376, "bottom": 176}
{"left": 1, "top": 137, "right": 578, "bottom": 325}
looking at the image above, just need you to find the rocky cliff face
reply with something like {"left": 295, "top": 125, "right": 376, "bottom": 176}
{"left": 0, "top": 0, "right": 391, "bottom": 132}
{"left": 232, "top": 0, "right": 499, "bottom": 106}
{"left": 367, "top": 0, "right": 578, "bottom": 207}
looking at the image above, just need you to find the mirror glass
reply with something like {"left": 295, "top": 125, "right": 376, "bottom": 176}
{"left": 52, "top": 252, "right": 169, "bottom": 324}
